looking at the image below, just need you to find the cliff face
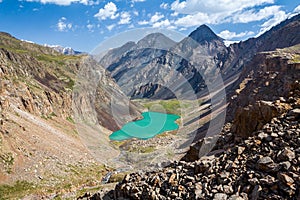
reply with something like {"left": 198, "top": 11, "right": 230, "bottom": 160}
{"left": 0, "top": 32, "right": 141, "bottom": 184}
{"left": 100, "top": 26, "right": 227, "bottom": 99}
{"left": 0, "top": 45, "right": 74, "bottom": 118}
{"left": 99, "top": 14, "right": 300, "bottom": 100}
{"left": 95, "top": 44, "right": 300, "bottom": 200}
{"left": 229, "top": 45, "right": 300, "bottom": 138}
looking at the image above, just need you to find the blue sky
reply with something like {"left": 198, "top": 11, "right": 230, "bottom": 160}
{"left": 0, "top": 0, "right": 299, "bottom": 52}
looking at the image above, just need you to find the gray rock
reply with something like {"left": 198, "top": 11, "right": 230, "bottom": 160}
{"left": 260, "top": 175, "right": 276, "bottom": 185}
{"left": 124, "top": 174, "right": 130, "bottom": 183}
{"left": 279, "top": 161, "right": 291, "bottom": 170}
{"left": 278, "top": 173, "right": 294, "bottom": 186}
{"left": 248, "top": 178, "right": 259, "bottom": 186}
{"left": 250, "top": 185, "right": 262, "bottom": 200}
{"left": 277, "top": 147, "right": 295, "bottom": 161}
{"left": 288, "top": 108, "right": 300, "bottom": 119}
{"left": 214, "top": 193, "right": 228, "bottom": 200}
{"left": 257, "top": 156, "right": 275, "bottom": 171}
{"left": 237, "top": 146, "right": 245, "bottom": 155}
{"left": 228, "top": 195, "right": 244, "bottom": 200}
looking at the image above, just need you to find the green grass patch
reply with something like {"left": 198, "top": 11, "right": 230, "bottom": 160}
{"left": 292, "top": 54, "right": 300, "bottom": 63}
{"left": 66, "top": 77, "right": 75, "bottom": 90}
{"left": 0, "top": 180, "right": 36, "bottom": 200}
{"left": 74, "top": 185, "right": 104, "bottom": 199}
{"left": 139, "top": 99, "right": 195, "bottom": 115}
{"left": 39, "top": 163, "right": 107, "bottom": 198}
{"left": 0, "top": 45, "right": 29, "bottom": 55}
{"left": 124, "top": 145, "right": 156, "bottom": 154}
{"left": 35, "top": 54, "right": 65, "bottom": 65}
{"left": 66, "top": 116, "right": 75, "bottom": 124}
{"left": 0, "top": 152, "right": 14, "bottom": 174}
{"left": 41, "top": 112, "right": 57, "bottom": 120}
{"left": 139, "top": 146, "right": 156, "bottom": 153}
{"left": 109, "top": 172, "right": 127, "bottom": 183}
{"left": 3, "top": 163, "right": 110, "bottom": 199}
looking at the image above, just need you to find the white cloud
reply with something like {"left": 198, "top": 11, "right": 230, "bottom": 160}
{"left": 150, "top": 12, "right": 164, "bottom": 23}
{"left": 131, "top": 0, "right": 146, "bottom": 2}
{"left": 171, "top": 0, "right": 186, "bottom": 11}
{"left": 94, "top": 2, "right": 119, "bottom": 20}
{"left": 257, "top": 10, "right": 287, "bottom": 36}
{"left": 128, "top": 24, "right": 135, "bottom": 29}
{"left": 218, "top": 30, "right": 254, "bottom": 40}
{"left": 133, "top": 11, "right": 139, "bottom": 16}
{"left": 138, "top": 12, "right": 174, "bottom": 28}
{"left": 138, "top": 20, "right": 149, "bottom": 25}
{"left": 174, "top": 12, "right": 212, "bottom": 27}
{"left": 118, "top": 12, "right": 131, "bottom": 25}
{"left": 152, "top": 19, "right": 170, "bottom": 28}
{"left": 171, "top": 0, "right": 274, "bottom": 15}
{"left": 160, "top": 2, "right": 168, "bottom": 9}
{"left": 57, "top": 17, "right": 72, "bottom": 32}
{"left": 294, "top": 4, "right": 300, "bottom": 13}
{"left": 106, "top": 24, "right": 115, "bottom": 31}
{"left": 152, "top": 19, "right": 177, "bottom": 30}
{"left": 171, "top": 12, "right": 179, "bottom": 17}
{"left": 232, "top": 6, "right": 282, "bottom": 23}
{"left": 286, "top": 4, "right": 300, "bottom": 19}
{"left": 79, "top": 0, "right": 99, "bottom": 5}
{"left": 25, "top": 0, "right": 99, "bottom": 6}
{"left": 171, "top": 0, "right": 278, "bottom": 27}
{"left": 87, "top": 24, "right": 94, "bottom": 32}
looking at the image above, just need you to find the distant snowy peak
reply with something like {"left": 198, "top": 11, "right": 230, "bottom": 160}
{"left": 44, "top": 44, "right": 82, "bottom": 55}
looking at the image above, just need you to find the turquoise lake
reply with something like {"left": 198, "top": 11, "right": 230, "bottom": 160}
{"left": 109, "top": 111, "right": 180, "bottom": 141}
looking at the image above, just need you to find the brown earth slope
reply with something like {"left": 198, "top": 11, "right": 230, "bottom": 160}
{"left": 0, "top": 32, "right": 141, "bottom": 198}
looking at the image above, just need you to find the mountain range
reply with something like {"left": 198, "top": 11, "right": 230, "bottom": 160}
{"left": 99, "top": 15, "right": 300, "bottom": 100}
{"left": 0, "top": 14, "right": 299, "bottom": 199}
{"left": 44, "top": 44, "right": 82, "bottom": 55}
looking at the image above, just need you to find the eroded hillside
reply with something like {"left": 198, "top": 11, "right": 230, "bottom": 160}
{"left": 88, "top": 39, "right": 300, "bottom": 200}
{"left": 0, "top": 32, "right": 141, "bottom": 198}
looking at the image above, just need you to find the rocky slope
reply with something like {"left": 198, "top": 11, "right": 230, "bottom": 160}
{"left": 99, "top": 15, "right": 300, "bottom": 100}
{"left": 84, "top": 36, "right": 300, "bottom": 200}
{"left": 99, "top": 33, "right": 177, "bottom": 99}
{"left": 0, "top": 32, "right": 140, "bottom": 191}
{"left": 229, "top": 46, "right": 300, "bottom": 138}
{"left": 100, "top": 33, "right": 176, "bottom": 69}
{"left": 221, "top": 14, "right": 300, "bottom": 81}
{"left": 99, "top": 26, "right": 227, "bottom": 99}
{"left": 99, "top": 110, "right": 299, "bottom": 200}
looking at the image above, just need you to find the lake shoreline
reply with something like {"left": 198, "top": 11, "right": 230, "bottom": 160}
{"left": 109, "top": 111, "right": 180, "bottom": 141}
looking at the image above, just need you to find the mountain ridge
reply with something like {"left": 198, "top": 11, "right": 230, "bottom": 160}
{"left": 99, "top": 14, "right": 300, "bottom": 100}
{"left": 0, "top": 32, "right": 141, "bottom": 189}
{"left": 188, "top": 24, "right": 224, "bottom": 44}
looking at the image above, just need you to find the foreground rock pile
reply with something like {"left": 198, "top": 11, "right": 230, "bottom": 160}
{"left": 87, "top": 110, "right": 299, "bottom": 200}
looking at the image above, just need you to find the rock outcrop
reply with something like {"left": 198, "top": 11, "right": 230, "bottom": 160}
{"left": 229, "top": 46, "right": 300, "bottom": 138}
{"left": 99, "top": 26, "right": 227, "bottom": 99}
{"left": 98, "top": 14, "right": 300, "bottom": 100}
{"left": 0, "top": 32, "right": 141, "bottom": 185}
{"left": 87, "top": 110, "right": 299, "bottom": 200}
{"left": 82, "top": 23, "right": 300, "bottom": 200}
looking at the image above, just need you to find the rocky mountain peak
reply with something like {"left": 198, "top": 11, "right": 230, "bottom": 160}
{"left": 188, "top": 24, "right": 223, "bottom": 44}
{"left": 136, "top": 32, "right": 176, "bottom": 50}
